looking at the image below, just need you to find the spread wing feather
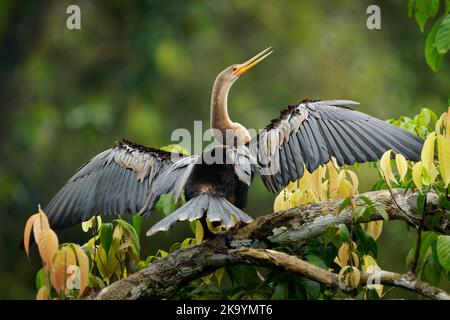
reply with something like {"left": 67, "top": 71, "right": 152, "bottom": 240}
{"left": 249, "top": 99, "right": 424, "bottom": 193}
{"left": 45, "top": 139, "right": 197, "bottom": 229}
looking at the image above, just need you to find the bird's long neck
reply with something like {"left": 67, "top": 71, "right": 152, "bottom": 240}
{"left": 211, "top": 75, "right": 234, "bottom": 136}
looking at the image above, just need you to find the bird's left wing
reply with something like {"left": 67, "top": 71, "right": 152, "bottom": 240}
{"left": 248, "top": 99, "right": 424, "bottom": 193}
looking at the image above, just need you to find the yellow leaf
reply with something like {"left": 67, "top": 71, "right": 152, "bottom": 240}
{"left": 412, "top": 161, "right": 423, "bottom": 190}
{"left": 380, "top": 150, "right": 396, "bottom": 186}
{"left": 299, "top": 191, "right": 312, "bottom": 205}
{"left": 195, "top": 220, "right": 204, "bottom": 244}
{"left": 366, "top": 220, "right": 383, "bottom": 241}
{"left": 51, "top": 246, "right": 77, "bottom": 293}
{"left": 338, "top": 266, "right": 360, "bottom": 289}
{"left": 351, "top": 252, "right": 359, "bottom": 268}
{"left": 421, "top": 132, "right": 436, "bottom": 176}
{"left": 438, "top": 135, "right": 450, "bottom": 187}
{"left": 71, "top": 244, "right": 89, "bottom": 297}
{"left": 310, "top": 165, "right": 326, "bottom": 201}
{"left": 33, "top": 209, "right": 50, "bottom": 248}
{"left": 214, "top": 267, "right": 225, "bottom": 285}
{"left": 337, "top": 243, "right": 350, "bottom": 267}
{"left": 345, "top": 170, "right": 359, "bottom": 196}
{"left": 435, "top": 113, "right": 445, "bottom": 136}
{"left": 338, "top": 265, "right": 350, "bottom": 283}
{"left": 113, "top": 224, "right": 123, "bottom": 240}
{"left": 446, "top": 107, "right": 450, "bottom": 140}
{"left": 395, "top": 154, "right": 408, "bottom": 182}
{"left": 158, "top": 250, "right": 168, "bottom": 257}
{"left": 273, "top": 190, "right": 289, "bottom": 211}
{"left": 36, "top": 229, "right": 59, "bottom": 270}
{"left": 423, "top": 162, "right": 438, "bottom": 186}
{"left": 181, "top": 237, "right": 195, "bottom": 248}
{"left": 286, "top": 181, "right": 297, "bottom": 191}
{"left": 36, "top": 286, "right": 50, "bottom": 300}
{"left": 327, "top": 161, "right": 339, "bottom": 199}
{"left": 81, "top": 216, "right": 96, "bottom": 232}
{"left": 362, "top": 255, "right": 383, "bottom": 297}
{"left": 362, "top": 255, "right": 379, "bottom": 272}
{"left": 201, "top": 274, "right": 211, "bottom": 285}
{"left": 333, "top": 256, "right": 342, "bottom": 268}
{"left": 348, "top": 268, "right": 361, "bottom": 289}
{"left": 86, "top": 235, "right": 98, "bottom": 249}
{"left": 24, "top": 214, "right": 39, "bottom": 258}
{"left": 337, "top": 179, "right": 353, "bottom": 198}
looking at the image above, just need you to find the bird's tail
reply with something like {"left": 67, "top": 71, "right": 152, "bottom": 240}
{"left": 146, "top": 194, "right": 253, "bottom": 236}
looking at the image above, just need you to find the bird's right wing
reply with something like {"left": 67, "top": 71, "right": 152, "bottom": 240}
{"left": 45, "top": 139, "right": 198, "bottom": 229}
{"left": 248, "top": 99, "right": 424, "bottom": 193}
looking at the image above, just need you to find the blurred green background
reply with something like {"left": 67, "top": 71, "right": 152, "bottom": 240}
{"left": 0, "top": 0, "right": 448, "bottom": 299}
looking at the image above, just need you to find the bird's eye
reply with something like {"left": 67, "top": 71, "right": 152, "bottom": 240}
{"left": 232, "top": 67, "right": 237, "bottom": 72}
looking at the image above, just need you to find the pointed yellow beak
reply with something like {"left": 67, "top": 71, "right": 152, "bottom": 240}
{"left": 234, "top": 47, "right": 273, "bottom": 76}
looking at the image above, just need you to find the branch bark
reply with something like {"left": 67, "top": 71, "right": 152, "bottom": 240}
{"left": 88, "top": 189, "right": 450, "bottom": 300}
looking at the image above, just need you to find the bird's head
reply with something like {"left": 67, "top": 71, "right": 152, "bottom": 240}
{"left": 219, "top": 47, "right": 273, "bottom": 83}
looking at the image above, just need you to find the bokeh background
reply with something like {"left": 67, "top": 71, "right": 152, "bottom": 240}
{"left": 0, "top": 0, "right": 448, "bottom": 299}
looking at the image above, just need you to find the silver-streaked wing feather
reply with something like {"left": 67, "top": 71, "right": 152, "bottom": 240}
{"left": 45, "top": 139, "right": 198, "bottom": 229}
{"left": 249, "top": 99, "right": 424, "bottom": 193}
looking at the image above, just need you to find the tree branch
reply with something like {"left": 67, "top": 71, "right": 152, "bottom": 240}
{"left": 88, "top": 189, "right": 449, "bottom": 300}
{"left": 233, "top": 248, "right": 450, "bottom": 300}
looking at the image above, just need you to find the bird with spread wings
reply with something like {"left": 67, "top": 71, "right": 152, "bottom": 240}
{"left": 44, "top": 48, "right": 423, "bottom": 236}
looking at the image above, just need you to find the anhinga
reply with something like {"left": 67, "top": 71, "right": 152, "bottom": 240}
{"left": 44, "top": 48, "right": 423, "bottom": 236}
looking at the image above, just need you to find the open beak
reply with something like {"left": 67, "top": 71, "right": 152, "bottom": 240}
{"left": 234, "top": 47, "right": 273, "bottom": 76}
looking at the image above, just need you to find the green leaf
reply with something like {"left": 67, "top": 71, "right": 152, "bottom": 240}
{"left": 371, "top": 179, "right": 388, "bottom": 191}
{"left": 416, "top": 191, "right": 428, "bottom": 216}
{"left": 367, "top": 237, "right": 378, "bottom": 257}
{"left": 423, "top": 242, "right": 443, "bottom": 285}
{"left": 359, "top": 196, "right": 374, "bottom": 206}
{"left": 302, "top": 278, "right": 321, "bottom": 300}
{"left": 99, "top": 223, "right": 113, "bottom": 254}
{"left": 115, "top": 219, "right": 141, "bottom": 256}
{"left": 337, "top": 224, "right": 350, "bottom": 242}
{"left": 132, "top": 214, "right": 142, "bottom": 236}
{"left": 366, "top": 288, "right": 381, "bottom": 300}
{"left": 155, "top": 193, "right": 178, "bottom": 216}
{"left": 353, "top": 206, "right": 367, "bottom": 222}
{"left": 374, "top": 205, "right": 389, "bottom": 221}
{"left": 272, "top": 281, "right": 288, "bottom": 299}
{"left": 323, "top": 225, "right": 341, "bottom": 248}
{"left": 306, "top": 255, "right": 327, "bottom": 270}
{"left": 435, "top": 14, "right": 450, "bottom": 54}
{"left": 418, "top": 108, "right": 432, "bottom": 126}
{"left": 159, "top": 144, "right": 189, "bottom": 155}
{"left": 408, "top": 0, "right": 416, "bottom": 17}
{"left": 338, "top": 197, "right": 352, "bottom": 213}
{"left": 436, "top": 235, "right": 450, "bottom": 272}
{"left": 354, "top": 224, "right": 377, "bottom": 257}
{"left": 251, "top": 292, "right": 268, "bottom": 300}
{"left": 35, "top": 268, "right": 46, "bottom": 290}
{"left": 415, "top": 0, "right": 440, "bottom": 31}
{"left": 425, "top": 16, "right": 445, "bottom": 71}
{"left": 406, "top": 231, "right": 437, "bottom": 268}
{"left": 229, "top": 290, "right": 245, "bottom": 300}
{"left": 439, "top": 194, "right": 450, "bottom": 209}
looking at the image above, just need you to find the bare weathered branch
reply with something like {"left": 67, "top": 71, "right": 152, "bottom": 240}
{"left": 89, "top": 188, "right": 449, "bottom": 300}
